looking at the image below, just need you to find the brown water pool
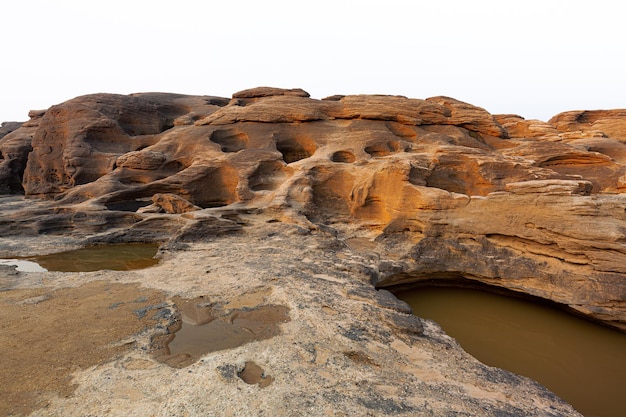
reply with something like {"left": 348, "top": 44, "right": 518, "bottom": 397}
{"left": 30, "top": 243, "right": 160, "bottom": 272}
{"left": 395, "top": 285, "right": 626, "bottom": 417}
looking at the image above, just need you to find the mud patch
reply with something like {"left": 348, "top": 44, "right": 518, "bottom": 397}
{"left": 343, "top": 350, "right": 378, "bottom": 367}
{"left": 153, "top": 297, "right": 290, "bottom": 368}
{"left": 0, "top": 281, "right": 169, "bottom": 417}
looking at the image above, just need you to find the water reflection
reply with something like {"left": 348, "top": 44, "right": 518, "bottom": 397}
{"left": 0, "top": 244, "right": 160, "bottom": 273}
{"left": 0, "top": 259, "right": 47, "bottom": 272}
{"left": 32, "top": 244, "right": 160, "bottom": 272}
{"left": 395, "top": 286, "right": 626, "bottom": 417}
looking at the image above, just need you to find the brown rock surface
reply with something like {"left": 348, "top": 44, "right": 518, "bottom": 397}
{"left": 150, "top": 192, "right": 200, "bottom": 214}
{"left": 21, "top": 93, "right": 227, "bottom": 196}
{"left": 549, "top": 109, "right": 626, "bottom": 140}
{"left": 1, "top": 88, "right": 624, "bottom": 329}
{"left": 494, "top": 114, "right": 559, "bottom": 139}
{"left": 1, "top": 87, "right": 625, "bottom": 416}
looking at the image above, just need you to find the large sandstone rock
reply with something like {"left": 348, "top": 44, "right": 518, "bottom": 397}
{"left": 1, "top": 87, "right": 625, "bottom": 332}
{"left": 20, "top": 93, "right": 227, "bottom": 196}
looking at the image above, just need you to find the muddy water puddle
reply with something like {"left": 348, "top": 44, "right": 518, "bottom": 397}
{"left": 395, "top": 286, "right": 626, "bottom": 417}
{"left": 1, "top": 243, "right": 159, "bottom": 272}
{"left": 153, "top": 297, "right": 290, "bottom": 368}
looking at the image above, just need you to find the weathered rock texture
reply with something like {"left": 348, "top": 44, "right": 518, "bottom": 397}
{"left": 2, "top": 87, "right": 624, "bottom": 329}
{"left": 1, "top": 87, "right": 625, "bottom": 415}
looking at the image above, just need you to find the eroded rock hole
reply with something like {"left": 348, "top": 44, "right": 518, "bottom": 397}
{"left": 24, "top": 243, "right": 160, "bottom": 272}
{"left": 209, "top": 129, "right": 249, "bottom": 153}
{"left": 159, "top": 120, "right": 175, "bottom": 133}
{"left": 310, "top": 168, "right": 355, "bottom": 218}
{"left": 408, "top": 165, "right": 429, "bottom": 186}
{"left": 249, "top": 160, "right": 291, "bottom": 191}
{"left": 238, "top": 361, "right": 274, "bottom": 388}
{"left": 331, "top": 150, "right": 356, "bottom": 163}
{"left": 161, "top": 160, "right": 185, "bottom": 174}
{"left": 276, "top": 135, "right": 316, "bottom": 163}
{"left": 392, "top": 281, "right": 626, "bottom": 417}
{"left": 364, "top": 141, "right": 402, "bottom": 158}
{"left": 575, "top": 111, "right": 591, "bottom": 123}
{"left": 385, "top": 121, "right": 418, "bottom": 139}
{"left": 189, "top": 164, "right": 239, "bottom": 208}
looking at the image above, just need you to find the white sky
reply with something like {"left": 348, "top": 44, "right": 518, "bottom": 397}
{"left": 1, "top": 0, "right": 624, "bottom": 122}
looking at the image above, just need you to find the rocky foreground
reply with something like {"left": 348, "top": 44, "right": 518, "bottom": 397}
{"left": 1, "top": 87, "right": 625, "bottom": 415}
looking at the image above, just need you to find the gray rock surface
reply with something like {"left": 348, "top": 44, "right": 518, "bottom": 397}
{"left": 0, "top": 209, "right": 583, "bottom": 416}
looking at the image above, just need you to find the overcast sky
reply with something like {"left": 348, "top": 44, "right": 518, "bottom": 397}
{"left": 2, "top": 0, "right": 624, "bottom": 122}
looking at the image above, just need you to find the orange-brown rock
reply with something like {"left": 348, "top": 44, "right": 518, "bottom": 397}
{"left": 549, "top": 109, "right": 626, "bottom": 140}
{"left": 494, "top": 114, "right": 559, "bottom": 139}
{"left": 149, "top": 192, "right": 200, "bottom": 214}
{"left": 21, "top": 93, "right": 227, "bottom": 196}
{"left": 1, "top": 87, "right": 625, "bottom": 332}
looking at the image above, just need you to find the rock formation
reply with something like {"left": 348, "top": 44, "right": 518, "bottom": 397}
{"left": 1, "top": 87, "right": 625, "bottom": 416}
{"left": 2, "top": 87, "right": 624, "bottom": 329}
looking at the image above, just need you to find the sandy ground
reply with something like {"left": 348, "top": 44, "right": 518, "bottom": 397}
{"left": 0, "top": 281, "right": 170, "bottom": 416}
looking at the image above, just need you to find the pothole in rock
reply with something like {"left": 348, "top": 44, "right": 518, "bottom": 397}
{"left": 330, "top": 150, "right": 356, "bottom": 163}
{"left": 191, "top": 164, "right": 239, "bottom": 208}
{"left": 238, "top": 361, "right": 274, "bottom": 388}
{"left": 364, "top": 141, "right": 403, "bottom": 157}
{"left": 105, "top": 198, "right": 153, "bottom": 212}
{"left": 249, "top": 160, "right": 292, "bottom": 191}
{"left": 275, "top": 134, "right": 317, "bottom": 163}
{"left": 209, "top": 128, "right": 249, "bottom": 153}
{"left": 1, "top": 243, "right": 160, "bottom": 273}
{"left": 152, "top": 297, "right": 290, "bottom": 368}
